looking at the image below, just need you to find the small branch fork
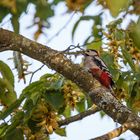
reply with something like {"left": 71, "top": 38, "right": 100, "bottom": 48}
{"left": 62, "top": 44, "right": 84, "bottom": 52}
{"left": 62, "top": 44, "right": 84, "bottom": 57}
{"left": 29, "top": 64, "right": 45, "bottom": 83}
{"left": 92, "top": 122, "right": 139, "bottom": 140}
{"left": 62, "top": 37, "right": 105, "bottom": 56}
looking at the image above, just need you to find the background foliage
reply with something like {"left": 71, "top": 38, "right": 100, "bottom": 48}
{"left": 0, "top": 0, "right": 140, "bottom": 139}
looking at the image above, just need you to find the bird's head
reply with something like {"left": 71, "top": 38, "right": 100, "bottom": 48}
{"left": 84, "top": 49, "right": 99, "bottom": 56}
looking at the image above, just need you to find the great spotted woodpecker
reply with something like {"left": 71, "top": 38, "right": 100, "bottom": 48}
{"left": 83, "top": 49, "right": 114, "bottom": 89}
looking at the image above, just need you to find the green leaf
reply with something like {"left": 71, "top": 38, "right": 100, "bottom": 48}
{"left": 22, "top": 81, "right": 44, "bottom": 97}
{"left": 117, "top": 73, "right": 135, "bottom": 97}
{"left": 129, "top": 18, "right": 140, "bottom": 49}
{"left": 87, "top": 41, "right": 102, "bottom": 50}
{"left": 11, "top": 111, "right": 24, "bottom": 122}
{"left": 52, "top": 0, "right": 65, "bottom": 5}
{"left": 27, "top": 119, "right": 40, "bottom": 133}
{"left": 99, "top": 111, "right": 106, "bottom": 118}
{"left": 114, "top": 29, "right": 125, "bottom": 40}
{"left": 0, "top": 7, "right": 9, "bottom": 22}
{"left": 106, "top": 0, "right": 129, "bottom": 17}
{"left": 100, "top": 52, "right": 121, "bottom": 81}
{"left": 76, "top": 99, "right": 85, "bottom": 112}
{"left": 87, "top": 97, "right": 92, "bottom": 108}
{"left": 116, "top": 73, "right": 130, "bottom": 89}
{"left": 101, "top": 52, "right": 114, "bottom": 66}
{"left": 5, "top": 111, "right": 24, "bottom": 135}
{"left": 23, "top": 98, "right": 34, "bottom": 111}
{"left": 35, "top": 2, "right": 54, "bottom": 20}
{"left": 55, "top": 127, "right": 66, "bottom": 137}
{"left": 0, "top": 96, "right": 25, "bottom": 120}
{"left": 49, "top": 78, "right": 64, "bottom": 90}
{"left": 40, "top": 73, "right": 54, "bottom": 80}
{"left": 0, "top": 78, "right": 17, "bottom": 106}
{"left": 128, "top": 81, "right": 136, "bottom": 96}
{"left": 41, "top": 74, "right": 64, "bottom": 91}
{"left": 58, "top": 105, "right": 66, "bottom": 114}
{"left": 108, "top": 67, "right": 120, "bottom": 81}
{"left": 107, "top": 18, "right": 122, "bottom": 28}
{"left": 0, "top": 123, "right": 8, "bottom": 137}
{"left": 130, "top": 92, "right": 140, "bottom": 112}
{"left": 30, "top": 91, "right": 40, "bottom": 105}
{"left": 135, "top": 72, "right": 140, "bottom": 81}
{"left": 15, "top": 0, "right": 29, "bottom": 16}
{"left": 63, "top": 105, "right": 71, "bottom": 117}
{"left": 92, "top": 15, "right": 102, "bottom": 38}
{"left": 4, "top": 128, "right": 24, "bottom": 140}
{"left": 122, "top": 49, "right": 135, "bottom": 71}
{"left": 0, "top": 60, "right": 14, "bottom": 86}
{"left": 44, "top": 91, "right": 64, "bottom": 110}
{"left": 23, "top": 99, "right": 34, "bottom": 122}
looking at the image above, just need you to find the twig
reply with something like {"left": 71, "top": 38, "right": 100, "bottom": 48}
{"left": 91, "top": 122, "right": 138, "bottom": 140}
{"left": 64, "top": 50, "right": 83, "bottom": 56}
{"left": 61, "top": 44, "right": 84, "bottom": 57}
{"left": 47, "top": 12, "right": 76, "bottom": 43}
{"left": 58, "top": 107, "right": 100, "bottom": 127}
{"left": 64, "top": 44, "right": 85, "bottom": 52}
{"left": 61, "top": 37, "right": 106, "bottom": 56}
{"left": 29, "top": 64, "right": 45, "bottom": 83}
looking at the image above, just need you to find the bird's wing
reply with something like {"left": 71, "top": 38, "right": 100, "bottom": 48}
{"left": 93, "top": 56, "right": 109, "bottom": 72}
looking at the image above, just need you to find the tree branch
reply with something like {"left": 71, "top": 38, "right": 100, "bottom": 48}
{"left": 0, "top": 28, "right": 140, "bottom": 136}
{"left": 58, "top": 107, "right": 100, "bottom": 127}
{"left": 92, "top": 122, "right": 139, "bottom": 140}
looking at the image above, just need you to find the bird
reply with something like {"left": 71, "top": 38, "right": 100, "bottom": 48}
{"left": 83, "top": 49, "right": 114, "bottom": 90}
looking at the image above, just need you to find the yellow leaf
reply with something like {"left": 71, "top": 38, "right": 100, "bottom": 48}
{"left": 0, "top": 0, "right": 17, "bottom": 13}
{"left": 66, "top": 0, "right": 91, "bottom": 12}
{"left": 46, "top": 125, "right": 53, "bottom": 134}
{"left": 34, "top": 29, "right": 42, "bottom": 40}
{"left": 132, "top": 100, "right": 140, "bottom": 112}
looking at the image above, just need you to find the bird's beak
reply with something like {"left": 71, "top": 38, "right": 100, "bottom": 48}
{"left": 83, "top": 51, "right": 89, "bottom": 56}
{"left": 81, "top": 50, "right": 87, "bottom": 56}
{"left": 81, "top": 51, "right": 85, "bottom": 55}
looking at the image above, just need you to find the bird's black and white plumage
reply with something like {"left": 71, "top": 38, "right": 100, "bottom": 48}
{"left": 84, "top": 49, "right": 114, "bottom": 88}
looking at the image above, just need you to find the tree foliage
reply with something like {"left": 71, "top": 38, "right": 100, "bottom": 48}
{"left": 0, "top": 0, "right": 140, "bottom": 139}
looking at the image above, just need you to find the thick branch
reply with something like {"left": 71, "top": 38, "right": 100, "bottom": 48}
{"left": 0, "top": 28, "right": 140, "bottom": 136}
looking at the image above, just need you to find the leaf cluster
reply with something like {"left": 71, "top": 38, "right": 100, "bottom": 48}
{"left": 0, "top": 72, "right": 91, "bottom": 139}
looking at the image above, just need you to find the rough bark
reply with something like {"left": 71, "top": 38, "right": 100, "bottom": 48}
{"left": 0, "top": 28, "right": 140, "bottom": 137}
